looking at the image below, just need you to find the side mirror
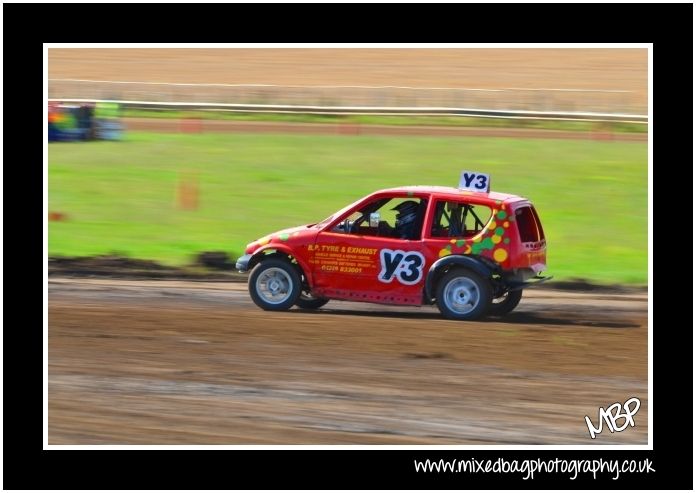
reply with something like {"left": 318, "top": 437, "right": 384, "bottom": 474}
{"left": 369, "top": 212, "right": 381, "bottom": 228}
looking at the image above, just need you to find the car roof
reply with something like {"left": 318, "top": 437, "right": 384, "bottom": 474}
{"left": 375, "top": 185, "right": 527, "bottom": 203}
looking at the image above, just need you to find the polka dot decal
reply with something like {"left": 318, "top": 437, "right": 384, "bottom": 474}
{"left": 494, "top": 248, "right": 508, "bottom": 262}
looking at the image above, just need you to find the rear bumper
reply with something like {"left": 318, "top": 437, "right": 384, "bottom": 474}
{"left": 508, "top": 275, "right": 553, "bottom": 291}
{"left": 235, "top": 254, "right": 252, "bottom": 272}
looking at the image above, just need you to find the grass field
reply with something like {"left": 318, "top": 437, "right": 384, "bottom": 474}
{"left": 48, "top": 131, "right": 648, "bottom": 284}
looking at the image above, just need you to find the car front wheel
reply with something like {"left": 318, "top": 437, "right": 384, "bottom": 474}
{"left": 248, "top": 259, "right": 301, "bottom": 311}
{"left": 436, "top": 269, "right": 492, "bottom": 320}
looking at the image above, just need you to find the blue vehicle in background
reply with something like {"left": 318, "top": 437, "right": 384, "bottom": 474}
{"left": 48, "top": 101, "right": 124, "bottom": 142}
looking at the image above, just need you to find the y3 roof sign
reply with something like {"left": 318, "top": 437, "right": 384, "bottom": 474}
{"left": 458, "top": 170, "right": 491, "bottom": 193}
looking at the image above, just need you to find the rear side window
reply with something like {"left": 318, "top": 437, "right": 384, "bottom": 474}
{"left": 530, "top": 206, "right": 545, "bottom": 240}
{"left": 431, "top": 201, "right": 493, "bottom": 238}
{"left": 515, "top": 206, "right": 545, "bottom": 242}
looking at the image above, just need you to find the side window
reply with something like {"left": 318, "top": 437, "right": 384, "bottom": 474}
{"left": 431, "top": 201, "right": 492, "bottom": 238}
{"left": 332, "top": 197, "right": 427, "bottom": 239}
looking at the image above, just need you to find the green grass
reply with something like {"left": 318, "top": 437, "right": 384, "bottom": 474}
{"left": 48, "top": 131, "right": 648, "bottom": 284}
{"left": 123, "top": 108, "right": 648, "bottom": 134}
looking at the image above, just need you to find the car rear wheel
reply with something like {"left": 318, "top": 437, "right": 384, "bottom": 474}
{"left": 295, "top": 291, "right": 329, "bottom": 310}
{"left": 248, "top": 259, "right": 301, "bottom": 311}
{"left": 489, "top": 289, "right": 523, "bottom": 316}
{"left": 436, "top": 269, "right": 492, "bottom": 320}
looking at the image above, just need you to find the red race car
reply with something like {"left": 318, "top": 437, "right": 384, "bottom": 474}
{"left": 236, "top": 171, "right": 551, "bottom": 320}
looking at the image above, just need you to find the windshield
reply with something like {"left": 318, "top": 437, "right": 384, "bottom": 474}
{"left": 313, "top": 214, "right": 335, "bottom": 229}
{"left": 312, "top": 195, "right": 370, "bottom": 229}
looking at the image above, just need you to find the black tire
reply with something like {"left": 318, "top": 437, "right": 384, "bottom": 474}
{"left": 295, "top": 291, "right": 330, "bottom": 310}
{"left": 435, "top": 268, "right": 492, "bottom": 321}
{"left": 489, "top": 289, "right": 523, "bottom": 316}
{"left": 248, "top": 258, "right": 301, "bottom": 311}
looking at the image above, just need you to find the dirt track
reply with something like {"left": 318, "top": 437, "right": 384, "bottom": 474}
{"left": 48, "top": 278, "right": 648, "bottom": 445}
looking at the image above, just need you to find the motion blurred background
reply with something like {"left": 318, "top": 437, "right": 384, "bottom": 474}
{"left": 47, "top": 47, "right": 650, "bottom": 447}
{"left": 48, "top": 48, "right": 648, "bottom": 284}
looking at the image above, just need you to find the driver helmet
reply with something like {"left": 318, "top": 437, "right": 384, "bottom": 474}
{"left": 392, "top": 200, "right": 420, "bottom": 233}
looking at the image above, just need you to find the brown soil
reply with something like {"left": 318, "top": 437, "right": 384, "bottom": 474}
{"left": 48, "top": 255, "right": 245, "bottom": 281}
{"left": 48, "top": 48, "right": 647, "bottom": 111}
{"left": 48, "top": 278, "right": 648, "bottom": 445}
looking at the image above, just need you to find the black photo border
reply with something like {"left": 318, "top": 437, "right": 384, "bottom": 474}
{"left": 5, "top": 2, "right": 692, "bottom": 490}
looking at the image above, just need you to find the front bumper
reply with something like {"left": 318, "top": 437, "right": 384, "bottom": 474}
{"left": 235, "top": 254, "right": 252, "bottom": 272}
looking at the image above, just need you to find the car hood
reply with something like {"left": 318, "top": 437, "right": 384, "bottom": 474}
{"left": 245, "top": 224, "right": 317, "bottom": 254}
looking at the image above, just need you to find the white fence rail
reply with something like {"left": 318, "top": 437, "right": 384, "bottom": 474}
{"left": 49, "top": 98, "right": 648, "bottom": 123}
{"left": 48, "top": 79, "right": 647, "bottom": 123}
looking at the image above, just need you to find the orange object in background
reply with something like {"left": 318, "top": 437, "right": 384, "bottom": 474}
{"left": 177, "top": 173, "right": 199, "bottom": 210}
{"left": 180, "top": 117, "right": 202, "bottom": 133}
{"left": 591, "top": 122, "right": 615, "bottom": 141}
{"left": 48, "top": 106, "right": 60, "bottom": 123}
{"left": 338, "top": 122, "right": 361, "bottom": 135}
{"left": 49, "top": 212, "right": 68, "bottom": 221}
